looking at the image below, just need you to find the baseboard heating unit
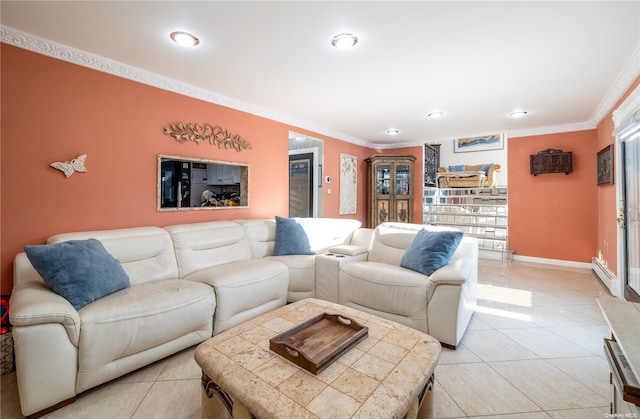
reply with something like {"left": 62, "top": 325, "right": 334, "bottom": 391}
{"left": 592, "top": 257, "right": 619, "bottom": 297}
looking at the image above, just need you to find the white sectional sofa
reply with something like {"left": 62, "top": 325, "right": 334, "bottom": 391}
{"left": 9, "top": 218, "right": 477, "bottom": 417}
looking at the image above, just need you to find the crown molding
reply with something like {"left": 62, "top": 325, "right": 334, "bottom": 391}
{"left": 0, "top": 25, "right": 375, "bottom": 149}
{"left": 507, "top": 121, "right": 596, "bottom": 139}
{"left": 590, "top": 46, "right": 640, "bottom": 126}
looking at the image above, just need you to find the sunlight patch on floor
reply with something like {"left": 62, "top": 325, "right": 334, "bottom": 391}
{"left": 474, "top": 304, "right": 533, "bottom": 322}
{"left": 477, "top": 283, "right": 533, "bottom": 307}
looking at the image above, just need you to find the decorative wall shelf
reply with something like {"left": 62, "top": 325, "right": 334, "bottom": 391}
{"left": 530, "top": 149, "right": 572, "bottom": 175}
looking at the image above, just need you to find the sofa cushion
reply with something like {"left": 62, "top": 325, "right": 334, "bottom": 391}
{"left": 400, "top": 229, "right": 464, "bottom": 276}
{"left": 339, "top": 261, "right": 429, "bottom": 331}
{"left": 449, "top": 165, "right": 466, "bottom": 172}
{"left": 24, "top": 239, "right": 130, "bottom": 310}
{"left": 479, "top": 163, "right": 493, "bottom": 174}
{"left": 165, "top": 221, "right": 252, "bottom": 278}
{"left": 184, "top": 259, "right": 288, "bottom": 334}
{"left": 77, "top": 279, "right": 215, "bottom": 389}
{"left": 47, "top": 227, "right": 180, "bottom": 286}
{"left": 273, "top": 216, "right": 314, "bottom": 256}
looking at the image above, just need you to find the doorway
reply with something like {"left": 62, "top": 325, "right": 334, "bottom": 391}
{"left": 288, "top": 132, "right": 323, "bottom": 218}
{"left": 289, "top": 152, "right": 314, "bottom": 217}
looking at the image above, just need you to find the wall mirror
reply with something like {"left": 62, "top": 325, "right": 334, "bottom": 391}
{"left": 158, "top": 154, "right": 249, "bottom": 211}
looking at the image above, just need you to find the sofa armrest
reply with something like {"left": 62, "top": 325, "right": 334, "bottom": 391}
{"left": 10, "top": 281, "right": 81, "bottom": 346}
{"left": 426, "top": 258, "right": 475, "bottom": 301}
{"left": 328, "top": 245, "right": 368, "bottom": 257}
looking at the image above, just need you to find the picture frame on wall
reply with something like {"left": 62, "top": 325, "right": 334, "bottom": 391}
{"left": 597, "top": 144, "right": 614, "bottom": 185}
{"left": 454, "top": 133, "right": 504, "bottom": 153}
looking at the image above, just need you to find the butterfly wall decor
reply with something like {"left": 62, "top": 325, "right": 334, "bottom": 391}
{"left": 51, "top": 154, "right": 88, "bottom": 178}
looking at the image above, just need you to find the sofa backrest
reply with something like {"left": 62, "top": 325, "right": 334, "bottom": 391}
{"left": 237, "top": 218, "right": 363, "bottom": 258}
{"left": 236, "top": 219, "right": 276, "bottom": 258}
{"left": 350, "top": 228, "right": 374, "bottom": 249}
{"left": 368, "top": 223, "right": 422, "bottom": 265}
{"left": 368, "top": 222, "right": 471, "bottom": 267}
{"left": 164, "top": 221, "right": 251, "bottom": 278}
{"left": 46, "top": 227, "right": 179, "bottom": 286}
{"left": 294, "top": 217, "right": 362, "bottom": 253}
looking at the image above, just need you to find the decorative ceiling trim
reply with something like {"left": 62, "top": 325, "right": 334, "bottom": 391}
{"left": 589, "top": 46, "right": 640, "bottom": 126}
{"left": 507, "top": 121, "right": 596, "bottom": 139}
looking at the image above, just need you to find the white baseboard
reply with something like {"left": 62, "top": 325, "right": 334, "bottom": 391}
{"left": 511, "top": 254, "right": 592, "bottom": 270}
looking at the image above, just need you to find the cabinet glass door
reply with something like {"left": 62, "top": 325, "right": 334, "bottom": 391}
{"left": 376, "top": 165, "right": 391, "bottom": 195}
{"left": 395, "top": 165, "right": 410, "bottom": 195}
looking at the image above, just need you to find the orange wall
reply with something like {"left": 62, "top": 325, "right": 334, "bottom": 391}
{"left": 508, "top": 131, "right": 598, "bottom": 262}
{"left": 1, "top": 44, "right": 384, "bottom": 293}
{"left": 595, "top": 75, "right": 640, "bottom": 275}
{"left": 5, "top": 41, "right": 632, "bottom": 293}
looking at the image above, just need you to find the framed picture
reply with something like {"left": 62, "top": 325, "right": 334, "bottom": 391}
{"left": 597, "top": 144, "right": 614, "bottom": 185}
{"left": 454, "top": 133, "right": 504, "bottom": 153}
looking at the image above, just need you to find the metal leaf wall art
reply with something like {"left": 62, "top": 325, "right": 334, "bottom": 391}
{"left": 163, "top": 122, "right": 252, "bottom": 151}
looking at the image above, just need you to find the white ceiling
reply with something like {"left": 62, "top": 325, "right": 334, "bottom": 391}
{"left": 2, "top": 1, "right": 640, "bottom": 146}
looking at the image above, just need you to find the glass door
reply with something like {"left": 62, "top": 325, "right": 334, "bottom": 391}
{"left": 289, "top": 153, "right": 313, "bottom": 218}
{"left": 395, "top": 164, "right": 410, "bottom": 195}
{"left": 376, "top": 165, "right": 391, "bottom": 195}
{"left": 375, "top": 164, "right": 391, "bottom": 224}
{"left": 395, "top": 164, "right": 410, "bottom": 223}
{"left": 622, "top": 133, "right": 640, "bottom": 300}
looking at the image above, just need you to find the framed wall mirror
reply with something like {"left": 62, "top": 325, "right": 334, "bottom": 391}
{"left": 157, "top": 154, "right": 249, "bottom": 211}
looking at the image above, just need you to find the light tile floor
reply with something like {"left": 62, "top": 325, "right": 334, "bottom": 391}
{"left": 0, "top": 259, "right": 616, "bottom": 418}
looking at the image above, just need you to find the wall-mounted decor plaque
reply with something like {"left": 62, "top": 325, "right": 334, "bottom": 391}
{"left": 530, "top": 148, "right": 572, "bottom": 176}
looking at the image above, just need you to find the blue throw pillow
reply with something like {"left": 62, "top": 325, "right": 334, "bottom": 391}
{"left": 448, "top": 165, "right": 466, "bottom": 172}
{"left": 25, "top": 238, "right": 130, "bottom": 310}
{"left": 273, "top": 216, "right": 315, "bottom": 256}
{"left": 479, "top": 163, "right": 493, "bottom": 175}
{"left": 400, "top": 229, "right": 464, "bottom": 276}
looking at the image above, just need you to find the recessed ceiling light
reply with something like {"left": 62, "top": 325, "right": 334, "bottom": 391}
{"left": 170, "top": 31, "right": 200, "bottom": 47}
{"left": 509, "top": 110, "right": 528, "bottom": 118}
{"left": 427, "top": 112, "right": 444, "bottom": 119}
{"left": 385, "top": 129, "right": 400, "bottom": 135}
{"left": 331, "top": 33, "right": 358, "bottom": 50}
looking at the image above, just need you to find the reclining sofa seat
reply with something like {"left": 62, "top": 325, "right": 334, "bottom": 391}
{"left": 338, "top": 222, "right": 478, "bottom": 348}
{"left": 10, "top": 227, "right": 216, "bottom": 417}
{"left": 164, "top": 221, "right": 289, "bottom": 335}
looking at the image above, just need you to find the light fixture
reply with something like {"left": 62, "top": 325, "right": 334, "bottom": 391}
{"left": 509, "top": 110, "right": 528, "bottom": 118}
{"left": 331, "top": 33, "right": 358, "bottom": 50}
{"left": 427, "top": 112, "right": 444, "bottom": 119}
{"left": 170, "top": 31, "right": 200, "bottom": 47}
{"left": 385, "top": 129, "right": 400, "bottom": 135}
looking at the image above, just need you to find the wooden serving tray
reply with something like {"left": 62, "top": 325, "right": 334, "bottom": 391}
{"left": 269, "top": 312, "right": 368, "bottom": 375}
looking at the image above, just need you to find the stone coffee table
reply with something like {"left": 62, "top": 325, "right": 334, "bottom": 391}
{"left": 195, "top": 298, "right": 441, "bottom": 419}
